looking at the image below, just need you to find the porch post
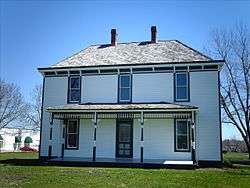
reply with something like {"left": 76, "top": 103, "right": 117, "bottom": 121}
{"left": 191, "top": 111, "right": 196, "bottom": 163}
{"left": 140, "top": 111, "right": 144, "bottom": 163}
{"left": 61, "top": 120, "right": 66, "bottom": 159}
{"left": 92, "top": 112, "right": 98, "bottom": 162}
{"left": 48, "top": 113, "right": 54, "bottom": 159}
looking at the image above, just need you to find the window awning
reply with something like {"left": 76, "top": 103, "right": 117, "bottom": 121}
{"left": 47, "top": 103, "right": 198, "bottom": 119}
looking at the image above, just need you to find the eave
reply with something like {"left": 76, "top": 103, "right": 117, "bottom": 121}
{"left": 38, "top": 60, "right": 225, "bottom": 76}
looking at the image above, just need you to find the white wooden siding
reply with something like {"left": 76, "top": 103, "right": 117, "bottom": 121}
{"left": 82, "top": 75, "right": 118, "bottom": 103}
{"left": 141, "top": 119, "right": 191, "bottom": 160}
{"left": 64, "top": 119, "right": 93, "bottom": 158}
{"left": 41, "top": 77, "right": 68, "bottom": 157}
{"left": 65, "top": 118, "right": 191, "bottom": 160}
{"left": 64, "top": 119, "right": 116, "bottom": 158}
{"left": 189, "top": 71, "right": 220, "bottom": 161}
{"left": 132, "top": 73, "right": 173, "bottom": 103}
{"left": 96, "top": 119, "right": 116, "bottom": 158}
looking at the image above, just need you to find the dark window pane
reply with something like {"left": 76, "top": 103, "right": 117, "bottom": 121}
{"left": 177, "top": 135, "right": 188, "bottom": 149}
{"left": 120, "top": 75, "right": 130, "bottom": 87}
{"left": 124, "top": 150, "right": 130, "bottom": 155}
{"left": 119, "top": 150, "right": 124, "bottom": 155}
{"left": 120, "top": 88, "right": 130, "bottom": 101}
{"left": 124, "top": 144, "right": 130, "bottom": 149}
{"left": 70, "top": 89, "right": 80, "bottom": 102}
{"left": 176, "top": 87, "right": 187, "bottom": 100}
{"left": 70, "top": 78, "right": 80, "bottom": 89}
{"left": 119, "top": 124, "right": 130, "bottom": 142}
{"left": 68, "top": 121, "right": 77, "bottom": 133}
{"left": 176, "top": 73, "right": 187, "bottom": 86}
{"left": 177, "top": 121, "right": 187, "bottom": 134}
{"left": 68, "top": 134, "right": 77, "bottom": 148}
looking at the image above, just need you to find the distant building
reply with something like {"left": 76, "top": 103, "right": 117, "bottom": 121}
{"left": 0, "top": 128, "right": 40, "bottom": 152}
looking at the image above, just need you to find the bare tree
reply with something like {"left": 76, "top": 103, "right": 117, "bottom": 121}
{"left": 206, "top": 23, "right": 250, "bottom": 158}
{"left": 0, "top": 79, "right": 27, "bottom": 130}
{"left": 24, "top": 84, "right": 42, "bottom": 131}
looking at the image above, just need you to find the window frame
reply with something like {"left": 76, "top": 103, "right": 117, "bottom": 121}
{"left": 174, "top": 119, "right": 190, "bottom": 152}
{"left": 118, "top": 74, "right": 132, "bottom": 103}
{"left": 174, "top": 72, "right": 189, "bottom": 102}
{"left": 65, "top": 119, "right": 79, "bottom": 150}
{"left": 68, "top": 76, "right": 81, "bottom": 103}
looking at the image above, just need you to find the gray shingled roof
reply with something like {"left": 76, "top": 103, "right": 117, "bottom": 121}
{"left": 52, "top": 40, "right": 212, "bottom": 68}
{"left": 47, "top": 103, "right": 198, "bottom": 112}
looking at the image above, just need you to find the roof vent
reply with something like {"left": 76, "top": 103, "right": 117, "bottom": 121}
{"left": 111, "top": 29, "right": 117, "bottom": 46}
{"left": 151, "top": 26, "right": 157, "bottom": 43}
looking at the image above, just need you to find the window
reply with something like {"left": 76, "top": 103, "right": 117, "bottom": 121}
{"left": 119, "top": 74, "right": 131, "bottom": 103}
{"left": 175, "top": 120, "right": 190, "bottom": 151}
{"left": 66, "top": 119, "right": 79, "bottom": 149}
{"left": 68, "top": 77, "right": 80, "bottom": 103}
{"left": 175, "top": 72, "right": 189, "bottom": 101}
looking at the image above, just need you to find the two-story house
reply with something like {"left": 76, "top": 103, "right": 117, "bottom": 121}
{"left": 38, "top": 26, "right": 224, "bottom": 167}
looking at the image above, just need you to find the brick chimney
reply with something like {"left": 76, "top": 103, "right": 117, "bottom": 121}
{"left": 151, "top": 26, "right": 157, "bottom": 43}
{"left": 111, "top": 29, "right": 117, "bottom": 46}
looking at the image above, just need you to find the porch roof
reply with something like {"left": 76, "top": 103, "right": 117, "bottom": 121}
{"left": 47, "top": 103, "right": 198, "bottom": 113}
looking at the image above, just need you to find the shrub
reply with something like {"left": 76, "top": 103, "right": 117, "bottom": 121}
{"left": 15, "top": 136, "right": 22, "bottom": 143}
{"left": 24, "top": 136, "right": 33, "bottom": 143}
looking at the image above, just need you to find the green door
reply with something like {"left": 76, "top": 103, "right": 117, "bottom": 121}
{"left": 116, "top": 120, "right": 133, "bottom": 158}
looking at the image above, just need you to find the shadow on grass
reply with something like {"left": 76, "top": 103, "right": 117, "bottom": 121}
{"left": 230, "top": 160, "right": 250, "bottom": 165}
{"left": 0, "top": 159, "right": 196, "bottom": 170}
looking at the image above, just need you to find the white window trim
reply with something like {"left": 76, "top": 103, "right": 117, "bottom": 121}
{"left": 119, "top": 74, "right": 131, "bottom": 102}
{"left": 66, "top": 119, "right": 79, "bottom": 149}
{"left": 175, "top": 119, "right": 190, "bottom": 151}
{"left": 69, "top": 76, "right": 81, "bottom": 103}
{"left": 175, "top": 72, "right": 189, "bottom": 101}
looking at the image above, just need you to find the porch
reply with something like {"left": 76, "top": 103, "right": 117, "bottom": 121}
{"left": 49, "top": 157, "right": 194, "bottom": 168}
{"left": 47, "top": 103, "right": 198, "bottom": 165}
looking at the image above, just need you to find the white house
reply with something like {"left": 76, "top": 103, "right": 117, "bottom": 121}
{"left": 38, "top": 26, "right": 224, "bottom": 167}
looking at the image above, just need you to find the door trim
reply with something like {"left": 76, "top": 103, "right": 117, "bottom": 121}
{"left": 116, "top": 119, "right": 133, "bottom": 158}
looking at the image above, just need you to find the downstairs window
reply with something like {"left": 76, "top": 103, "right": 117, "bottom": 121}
{"left": 66, "top": 119, "right": 79, "bottom": 149}
{"left": 175, "top": 120, "right": 190, "bottom": 152}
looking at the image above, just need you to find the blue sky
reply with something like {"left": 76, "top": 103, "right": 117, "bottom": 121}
{"left": 1, "top": 0, "right": 250, "bottom": 139}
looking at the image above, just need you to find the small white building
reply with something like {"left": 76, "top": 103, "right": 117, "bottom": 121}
{"left": 0, "top": 128, "right": 40, "bottom": 152}
{"left": 38, "top": 26, "right": 224, "bottom": 167}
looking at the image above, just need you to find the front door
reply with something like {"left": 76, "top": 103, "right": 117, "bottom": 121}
{"left": 116, "top": 120, "right": 133, "bottom": 158}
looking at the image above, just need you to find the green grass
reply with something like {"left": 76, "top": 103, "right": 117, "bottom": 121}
{"left": 0, "top": 152, "right": 250, "bottom": 188}
{"left": 224, "top": 152, "right": 249, "bottom": 161}
{"left": 0, "top": 152, "right": 38, "bottom": 160}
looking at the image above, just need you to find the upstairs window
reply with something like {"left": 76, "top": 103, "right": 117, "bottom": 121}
{"left": 175, "top": 120, "right": 190, "bottom": 152}
{"left": 66, "top": 119, "right": 79, "bottom": 149}
{"left": 119, "top": 74, "right": 131, "bottom": 103}
{"left": 175, "top": 72, "right": 189, "bottom": 101}
{"left": 68, "top": 77, "right": 80, "bottom": 103}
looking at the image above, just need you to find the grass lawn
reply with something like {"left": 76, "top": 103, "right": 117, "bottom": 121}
{"left": 224, "top": 152, "right": 249, "bottom": 161}
{"left": 0, "top": 152, "right": 250, "bottom": 188}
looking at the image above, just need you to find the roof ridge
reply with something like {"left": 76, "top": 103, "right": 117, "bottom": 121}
{"left": 88, "top": 39, "right": 176, "bottom": 47}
